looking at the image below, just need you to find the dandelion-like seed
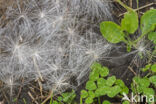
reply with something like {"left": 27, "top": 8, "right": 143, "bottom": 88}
{"left": 0, "top": 0, "right": 112, "bottom": 99}
{"left": 138, "top": 46, "right": 145, "bottom": 52}
{"left": 39, "top": 12, "right": 45, "bottom": 18}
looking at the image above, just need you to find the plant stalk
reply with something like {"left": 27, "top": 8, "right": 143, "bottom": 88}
{"left": 33, "top": 57, "right": 44, "bottom": 81}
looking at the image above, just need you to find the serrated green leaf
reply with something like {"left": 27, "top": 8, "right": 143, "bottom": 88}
{"left": 141, "top": 9, "right": 156, "bottom": 35}
{"left": 100, "top": 67, "right": 109, "bottom": 77}
{"left": 151, "top": 64, "right": 156, "bottom": 72}
{"left": 121, "top": 11, "right": 138, "bottom": 34}
{"left": 81, "top": 90, "right": 88, "bottom": 98}
{"left": 148, "top": 32, "right": 156, "bottom": 44}
{"left": 102, "top": 100, "right": 111, "bottom": 104}
{"left": 86, "top": 81, "right": 97, "bottom": 91}
{"left": 106, "top": 76, "right": 116, "bottom": 86}
{"left": 100, "top": 21, "right": 125, "bottom": 43}
{"left": 85, "top": 97, "right": 93, "bottom": 104}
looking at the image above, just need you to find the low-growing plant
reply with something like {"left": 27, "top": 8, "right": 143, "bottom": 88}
{"left": 49, "top": 90, "right": 76, "bottom": 104}
{"left": 100, "top": 0, "right": 156, "bottom": 61}
{"left": 80, "top": 62, "right": 129, "bottom": 104}
{"left": 48, "top": 62, "right": 156, "bottom": 104}
{"left": 129, "top": 63, "right": 156, "bottom": 103}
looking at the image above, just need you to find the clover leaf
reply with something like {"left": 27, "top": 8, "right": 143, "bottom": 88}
{"left": 100, "top": 67, "right": 109, "bottom": 77}
{"left": 85, "top": 97, "right": 93, "bottom": 104}
{"left": 107, "top": 85, "right": 121, "bottom": 98}
{"left": 88, "top": 91, "right": 95, "bottom": 99}
{"left": 61, "top": 90, "right": 76, "bottom": 103}
{"left": 95, "top": 86, "right": 110, "bottom": 97}
{"left": 89, "top": 69, "right": 99, "bottom": 81}
{"left": 97, "top": 78, "right": 107, "bottom": 88}
{"left": 106, "top": 76, "right": 116, "bottom": 86}
{"left": 122, "top": 101, "right": 130, "bottom": 104}
{"left": 115, "top": 79, "right": 125, "bottom": 87}
{"left": 81, "top": 90, "right": 88, "bottom": 98}
{"left": 86, "top": 81, "right": 97, "bottom": 91}
{"left": 102, "top": 100, "right": 111, "bottom": 104}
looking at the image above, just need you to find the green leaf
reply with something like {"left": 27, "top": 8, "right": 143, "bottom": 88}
{"left": 140, "top": 78, "right": 150, "bottom": 88}
{"left": 97, "top": 78, "right": 107, "bottom": 88}
{"left": 143, "top": 88, "right": 155, "bottom": 96}
{"left": 86, "top": 81, "right": 97, "bottom": 91}
{"left": 95, "top": 86, "right": 110, "bottom": 97}
{"left": 107, "top": 85, "right": 121, "bottom": 98}
{"left": 57, "top": 96, "right": 63, "bottom": 102}
{"left": 131, "top": 83, "right": 137, "bottom": 94}
{"left": 91, "top": 62, "right": 101, "bottom": 70}
{"left": 133, "top": 77, "right": 150, "bottom": 94}
{"left": 85, "top": 97, "right": 93, "bottom": 104}
{"left": 89, "top": 69, "right": 99, "bottom": 81}
{"left": 81, "top": 90, "right": 88, "bottom": 98}
{"left": 115, "top": 79, "right": 125, "bottom": 87}
{"left": 99, "top": 67, "right": 109, "bottom": 77}
{"left": 120, "top": 86, "right": 129, "bottom": 94}
{"left": 149, "top": 75, "right": 156, "bottom": 86}
{"left": 148, "top": 32, "right": 156, "bottom": 44}
{"left": 88, "top": 91, "right": 95, "bottom": 99}
{"left": 151, "top": 64, "right": 156, "bottom": 72}
{"left": 141, "top": 9, "right": 156, "bottom": 35}
{"left": 121, "top": 11, "right": 138, "bottom": 34}
{"left": 132, "top": 77, "right": 143, "bottom": 94}
{"left": 61, "top": 90, "right": 76, "bottom": 103}
{"left": 53, "top": 101, "right": 59, "bottom": 104}
{"left": 115, "top": 79, "right": 129, "bottom": 94}
{"left": 127, "top": 44, "right": 131, "bottom": 52}
{"left": 122, "top": 101, "right": 130, "bottom": 104}
{"left": 133, "top": 76, "right": 140, "bottom": 84}
{"left": 100, "top": 21, "right": 125, "bottom": 43}
{"left": 141, "top": 64, "right": 151, "bottom": 72}
{"left": 102, "top": 100, "right": 111, "bottom": 104}
{"left": 106, "top": 76, "right": 116, "bottom": 86}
